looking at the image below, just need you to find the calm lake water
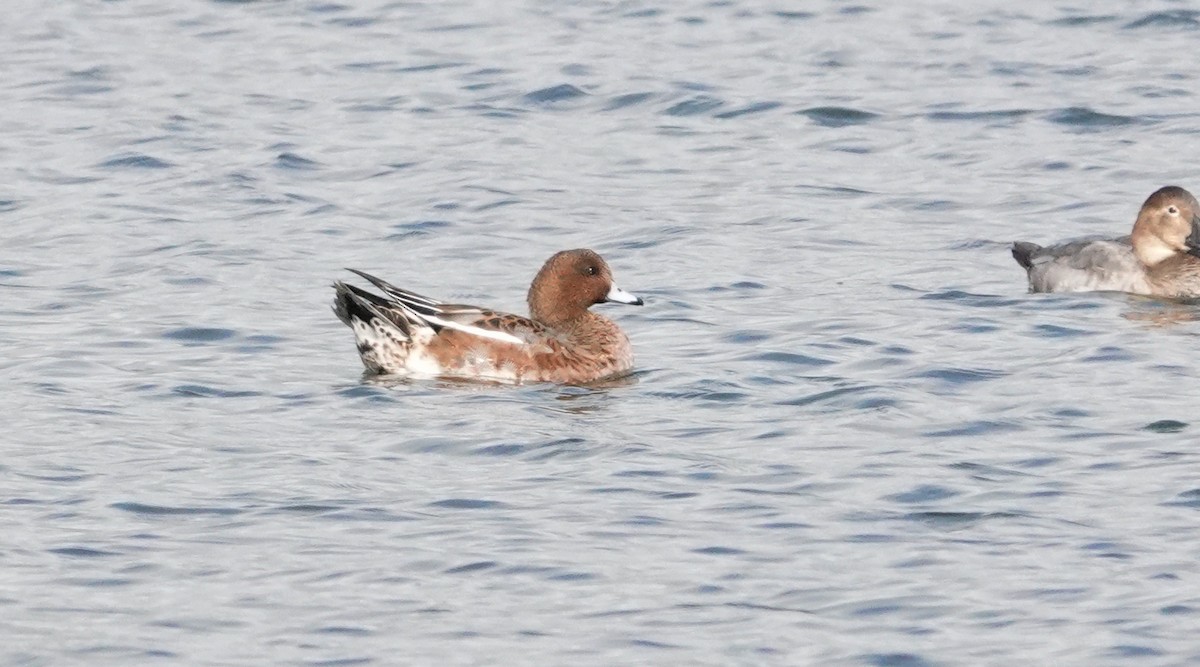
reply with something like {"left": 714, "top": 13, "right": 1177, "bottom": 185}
{"left": 4, "top": 1, "right": 1200, "bottom": 665}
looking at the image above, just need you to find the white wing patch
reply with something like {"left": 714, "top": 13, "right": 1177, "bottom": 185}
{"left": 424, "top": 314, "right": 527, "bottom": 345}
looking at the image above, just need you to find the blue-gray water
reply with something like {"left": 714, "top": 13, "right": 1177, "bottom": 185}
{"left": 4, "top": 1, "right": 1200, "bottom": 665}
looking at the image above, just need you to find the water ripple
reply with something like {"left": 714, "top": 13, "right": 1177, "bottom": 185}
{"left": 604, "top": 92, "right": 657, "bottom": 110}
{"left": 714, "top": 101, "right": 782, "bottom": 119}
{"left": 926, "top": 109, "right": 1033, "bottom": 123}
{"left": 428, "top": 498, "right": 507, "bottom": 510}
{"left": 1164, "top": 489, "right": 1200, "bottom": 509}
{"left": 7, "top": 2, "right": 1200, "bottom": 664}
{"left": 111, "top": 502, "right": 242, "bottom": 516}
{"left": 778, "top": 385, "right": 874, "bottom": 407}
{"left": 662, "top": 95, "right": 724, "bottom": 117}
{"left": 274, "top": 152, "right": 322, "bottom": 170}
{"left": 162, "top": 327, "right": 236, "bottom": 343}
{"left": 1045, "top": 107, "right": 1142, "bottom": 129}
{"left": 1124, "top": 10, "right": 1200, "bottom": 29}
{"left": 523, "top": 84, "right": 587, "bottom": 105}
{"left": 860, "top": 653, "right": 937, "bottom": 667}
{"left": 48, "top": 546, "right": 119, "bottom": 558}
{"left": 170, "top": 384, "right": 263, "bottom": 399}
{"left": 97, "top": 153, "right": 173, "bottom": 170}
{"left": 745, "top": 351, "right": 835, "bottom": 367}
{"left": 1048, "top": 15, "right": 1117, "bottom": 28}
{"left": 797, "top": 106, "right": 880, "bottom": 127}
{"left": 913, "top": 367, "right": 1006, "bottom": 384}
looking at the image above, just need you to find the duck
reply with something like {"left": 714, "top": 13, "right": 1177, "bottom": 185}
{"left": 1012, "top": 185, "right": 1200, "bottom": 297}
{"left": 333, "top": 249, "right": 643, "bottom": 383}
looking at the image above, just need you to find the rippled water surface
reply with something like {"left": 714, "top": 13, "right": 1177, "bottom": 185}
{"left": 5, "top": 1, "right": 1200, "bottom": 665}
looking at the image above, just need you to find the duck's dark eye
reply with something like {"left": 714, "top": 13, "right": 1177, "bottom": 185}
{"left": 584, "top": 265, "right": 598, "bottom": 276}
{"left": 1169, "top": 205, "right": 1179, "bottom": 215}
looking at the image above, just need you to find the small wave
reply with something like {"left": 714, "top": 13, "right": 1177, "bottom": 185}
{"left": 603, "top": 92, "right": 657, "bottom": 111}
{"left": 662, "top": 95, "right": 724, "bottom": 116}
{"left": 111, "top": 502, "right": 242, "bottom": 516}
{"left": 1142, "top": 419, "right": 1187, "bottom": 433}
{"left": 797, "top": 106, "right": 879, "bottom": 127}
{"left": 714, "top": 101, "right": 782, "bottom": 119}
{"left": 98, "top": 153, "right": 173, "bottom": 170}
{"left": 428, "top": 498, "right": 508, "bottom": 510}
{"left": 522, "top": 84, "right": 587, "bottom": 105}
{"left": 746, "top": 351, "right": 836, "bottom": 367}
{"left": 274, "top": 152, "right": 322, "bottom": 170}
{"left": 1046, "top": 106, "right": 1142, "bottom": 129}
{"left": 171, "top": 384, "right": 262, "bottom": 399}
{"left": 885, "top": 484, "right": 961, "bottom": 504}
{"left": 1047, "top": 14, "right": 1117, "bottom": 27}
{"left": 162, "top": 327, "right": 236, "bottom": 343}
{"left": 1164, "top": 489, "right": 1200, "bottom": 508}
{"left": 926, "top": 109, "right": 1033, "bottom": 122}
{"left": 1124, "top": 10, "right": 1200, "bottom": 30}
{"left": 923, "top": 420, "right": 1020, "bottom": 437}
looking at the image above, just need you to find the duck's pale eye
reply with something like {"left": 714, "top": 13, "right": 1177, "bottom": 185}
{"left": 1169, "top": 205, "right": 1179, "bottom": 215}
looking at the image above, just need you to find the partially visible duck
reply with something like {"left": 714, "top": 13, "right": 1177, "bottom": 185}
{"left": 1013, "top": 185, "right": 1200, "bottom": 297}
{"left": 333, "top": 249, "right": 643, "bottom": 383}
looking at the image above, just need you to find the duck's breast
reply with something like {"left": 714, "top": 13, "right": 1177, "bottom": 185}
{"left": 1147, "top": 255, "right": 1200, "bottom": 298}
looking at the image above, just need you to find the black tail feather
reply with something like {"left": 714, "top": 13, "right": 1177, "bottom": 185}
{"left": 1011, "top": 242, "right": 1041, "bottom": 270}
{"left": 332, "top": 281, "right": 411, "bottom": 337}
{"left": 332, "top": 281, "right": 371, "bottom": 325}
{"left": 345, "top": 268, "right": 441, "bottom": 315}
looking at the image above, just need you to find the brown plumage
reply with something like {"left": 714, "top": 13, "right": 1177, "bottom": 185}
{"left": 333, "top": 249, "right": 643, "bottom": 383}
{"left": 1012, "top": 185, "right": 1200, "bottom": 296}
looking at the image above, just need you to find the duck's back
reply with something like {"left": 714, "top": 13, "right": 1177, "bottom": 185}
{"left": 1013, "top": 236, "right": 1152, "bottom": 294}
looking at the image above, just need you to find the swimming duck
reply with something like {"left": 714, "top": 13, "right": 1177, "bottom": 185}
{"left": 333, "top": 249, "right": 643, "bottom": 383}
{"left": 1013, "top": 185, "right": 1200, "bottom": 296}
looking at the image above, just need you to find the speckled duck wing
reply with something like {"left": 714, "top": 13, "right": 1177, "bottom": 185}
{"left": 1012, "top": 236, "right": 1151, "bottom": 294}
{"left": 345, "top": 269, "right": 545, "bottom": 345}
